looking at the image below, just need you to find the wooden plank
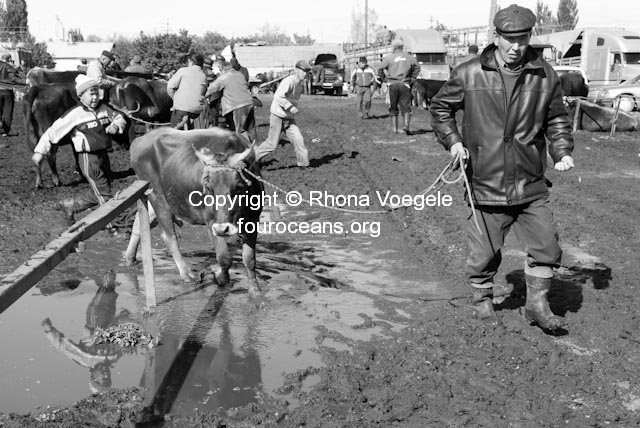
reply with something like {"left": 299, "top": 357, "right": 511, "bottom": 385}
{"left": 0, "top": 180, "right": 149, "bottom": 315}
{"left": 138, "top": 197, "right": 156, "bottom": 310}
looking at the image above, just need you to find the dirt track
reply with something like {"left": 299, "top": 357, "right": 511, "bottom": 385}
{"left": 2, "top": 93, "right": 640, "bottom": 427}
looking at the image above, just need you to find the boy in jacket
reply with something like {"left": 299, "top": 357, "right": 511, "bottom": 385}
{"left": 32, "top": 75, "right": 126, "bottom": 227}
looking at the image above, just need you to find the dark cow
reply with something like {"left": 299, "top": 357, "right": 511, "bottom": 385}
{"left": 26, "top": 67, "right": 82, "bottom": 87}
{"left": 22, "top": 83, "right": 79, "bottom": 188}
{"left": 412, "top": 79, "right": 446, "bottom": 109}
{"left": 566, "top": 99, "right": 638, "bottom": 132}
{"left": 559, "top": 73, "right": 589, "bottom": 98}
{"left": 124, "top": 128, "right": 263, "bottom": 295}
{"left": 111, "top": 77, "right": 172, "bottom": 125}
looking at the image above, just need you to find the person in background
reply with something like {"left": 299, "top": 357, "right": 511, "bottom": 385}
{"left": 377, "top": 38, "right": 420, "bottom": 134}
{"left": 124, "top": 54, "right": 146, "bottom": 73}
{"left": 87, "top": 50, "right": 117, "bottom": 100}
{"left": 230, "top": 57, "right": 250, "bottom": 83}
{"left": 349, "top": 56, "right": 378, "bottom": 119}
{"left": 255, "top": 60, "right": 311, "bottom": 167}
{"left": 166, "top": 53, "right": 208, "bottom": 129}
{"left": 429, "top": 4, "right": 575, "bottom": 331}
{"left": 0, "top": 53, "right": 25, "bottom": 137}
{"left": 206, "top": 61, "right": 257, "bottom": 143}
{"left": 457, "top": 44, "right": 479, "bottom": 66}
{"left": 31, "top": 75, "right": 127, "bottom": 228}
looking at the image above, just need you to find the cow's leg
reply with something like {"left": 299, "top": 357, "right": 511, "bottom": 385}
{"left": 242, "top": 231, "right": 260, "bottom": 296}
{"left": 151, "top": 195, "right": 193, "bottom": 281}
{"left": 46, "top": 145, "right": 62, "bottom": 188}
{"left": 211, "top": 234, "right": 232, "bottom": 286}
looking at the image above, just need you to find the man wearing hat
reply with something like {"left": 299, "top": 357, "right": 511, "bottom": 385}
{"left": 87, "top": 51, "right": 117, "bottom": 94}
{"left": 255, "top": 60, "right": 311, "bottom": 167}
{"left": 31, "top": 75, "right": 127, "bottom": 228}
{"left": 124, "top": 54, "right": 146, "bottom": 73}
{"left": 0, "top": 53, "right": 25, "bottom": 137}
{"left": 349, "top": 56, "right": 378, "bottom": 119}
{"left": 430, "top": 4, "right": 575, "bottom": 332}
{"left": 377, "top": 38, "right": 420, "bottom": 134}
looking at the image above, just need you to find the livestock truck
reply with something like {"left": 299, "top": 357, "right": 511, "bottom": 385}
{"left": 535, "top": 28, "right": 640, "bottom": 85}
{"left": 343, "top": 28, "right": 450, "bottom": 85}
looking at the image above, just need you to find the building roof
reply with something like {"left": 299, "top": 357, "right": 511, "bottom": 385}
{"left": 46, "top": 42, "right": 115, "bottom": 60}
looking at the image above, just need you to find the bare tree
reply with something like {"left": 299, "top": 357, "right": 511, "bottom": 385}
{"left": 350, "top": 0, "right": 380, "bottom": 45}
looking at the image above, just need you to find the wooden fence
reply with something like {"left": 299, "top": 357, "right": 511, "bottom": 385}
{"left": 0, "top": 180, "right": 156, "bottom": 315}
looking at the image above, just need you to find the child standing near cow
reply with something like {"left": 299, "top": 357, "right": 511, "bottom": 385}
{"left": 31, "top": 75, "right": 127, "bottom": 229}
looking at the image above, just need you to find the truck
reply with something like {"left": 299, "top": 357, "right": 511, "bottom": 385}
{"left": 343, "top": 29, "right": 450, "bottom": 85}
{"left": 309, "top": 53, "right": 345, "bottom": 96}
{"left": 535, "top": 28, "right": 640, "bottom": 85}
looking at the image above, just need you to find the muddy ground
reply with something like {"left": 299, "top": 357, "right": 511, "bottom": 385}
{"left": 1, "top": 93, "right": 640, "bottom": 427}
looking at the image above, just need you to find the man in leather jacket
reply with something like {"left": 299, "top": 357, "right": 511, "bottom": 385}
{"left": 430, "top": 4, "right": 575, "bottom": 332}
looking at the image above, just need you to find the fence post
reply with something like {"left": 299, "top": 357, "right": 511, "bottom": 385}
{"left": 137, "top": 197, "right": 156, "bottom": 310}
{"left": 611, "top": 95, "right": 622, "bottom": 136}
{"left": 573, "top": 99, "right": 581, "bottom": 132}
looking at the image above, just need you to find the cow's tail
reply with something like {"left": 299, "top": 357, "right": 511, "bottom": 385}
{"left": 21, "top": 85, "right": 41, "bottom": 152}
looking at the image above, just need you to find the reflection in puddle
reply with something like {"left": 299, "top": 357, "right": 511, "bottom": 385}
{"left": 0, "top": 207, "right": 445, "bottom": 419}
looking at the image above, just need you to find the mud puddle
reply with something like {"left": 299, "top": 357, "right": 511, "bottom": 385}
{"left": 0, "top": 203, "right": 447, "bottom": 418}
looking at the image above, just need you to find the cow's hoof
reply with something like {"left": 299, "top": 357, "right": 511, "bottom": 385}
{"left": 211, "top": 265, "right": 230, "bottom": 286}
{"left": 123, "top": 256, "right": 137, "bottom": 267}
{"left": 248, "top": 280, "right": 261, "bottom": 297}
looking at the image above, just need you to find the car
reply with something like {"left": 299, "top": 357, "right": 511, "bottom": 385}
{"left": 553, "top": 65, "right": 589, "bottom": 85}
{"left": 587, "top": 74, "right": 640, "bottom": 112}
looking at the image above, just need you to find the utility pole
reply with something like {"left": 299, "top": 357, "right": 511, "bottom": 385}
{"left": 488, "top": 0, "right": 497, "bottom": 45}
{"left": 364, "top": 0, "right": 368, "bottom": 47}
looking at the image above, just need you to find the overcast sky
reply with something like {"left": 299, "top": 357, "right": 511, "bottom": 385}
{"left": 25, "top": 0, "right": 640, "bottom": 44}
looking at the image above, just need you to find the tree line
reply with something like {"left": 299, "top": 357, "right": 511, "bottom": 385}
{"left": 0, "top": 0, "right": 316, "bottom": 71}
{"left": 349, "top": 0, "right": 580, "bottom": 44}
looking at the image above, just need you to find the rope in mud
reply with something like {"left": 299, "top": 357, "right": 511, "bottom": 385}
{"left": 192, "top": 146, "right": 482, "bottom": 233}
{"left": 233, "top": 152, "right": 482, "bottom": 235}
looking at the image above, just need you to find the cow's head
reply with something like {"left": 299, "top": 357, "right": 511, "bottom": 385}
{"left": 194, "top": 142, "right": 257, "bottom": 236}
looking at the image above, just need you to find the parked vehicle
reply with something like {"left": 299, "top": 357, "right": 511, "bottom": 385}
{"left": 588, "top": 74, "right": 640, "bottom": 112}
{"left": 309, "top": 53, "right": 344, "bottom": 96}
{"left": 343, "top": 29, "right": 450, "bottom": 86}
{"left": 536, "top": 28, "right": 640, "bottom": 85}
{"left": 553, "top": 65, "right": 589, "bottom": 84}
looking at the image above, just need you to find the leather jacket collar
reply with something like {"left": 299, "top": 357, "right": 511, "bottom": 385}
{"left": 479, "top": 44, "right": 545, "bottom": 71}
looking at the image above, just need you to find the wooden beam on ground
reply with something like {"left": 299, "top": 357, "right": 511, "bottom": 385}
{"left": 0, "top": 180, "right": 149, "bottom": 315}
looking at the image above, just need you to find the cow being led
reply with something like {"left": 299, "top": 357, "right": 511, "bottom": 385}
{"left": 124, "top": 127, "right": 264, "bottom": 295}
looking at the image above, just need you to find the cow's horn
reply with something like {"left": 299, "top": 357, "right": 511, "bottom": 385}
{"left": 229, "top": 144, "right": 255, "bottom": 167}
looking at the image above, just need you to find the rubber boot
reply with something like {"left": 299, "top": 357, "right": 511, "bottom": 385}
{"left": 391, "top": 115, "right": 399, "bottom": 133}
{"left": 403, "top": 112, "right": 411, "bottom": 135}
{"left": 57, "top": 198, "right": 76, "bottom": 226}
{"left": 471, "top": 286, "right": 495, "bottom": 320}
{"left": 524, "top": 274, "right": 565, "bottom": 330}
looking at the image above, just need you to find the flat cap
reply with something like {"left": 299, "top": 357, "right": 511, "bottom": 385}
{"left": 295, "top": 59, "right": 311, "bottom": 72}
{"left": 494, "top": 4, "right": 536, "bottom": 36}
{"left": 391, "top": 38, "right": 404, "bottom": 48}
{"left": 101, "top": 50, "right": 115, "bottom": 61}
